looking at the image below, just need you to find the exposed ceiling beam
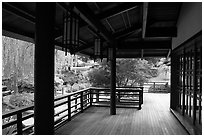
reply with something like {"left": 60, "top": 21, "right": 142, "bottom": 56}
{"left": 73, "top": 3, "right": 114, "bottom": 42}
{"left": 96, "top": 3, "right": 142, "bottom": 20}
{"left": 3, "top": 2, "right": 61, "bottom": 39}
{"left": 115, "top": 53, "right": 167, "bottom": 58}
{"left": 2, "top": 25, "right": 35, "bottom": 43}
{"left": 73, "top": 42, "right": 93, "bottom": 53}
{"left": 3, "top": 2, "right": 35, "bottom": 24}
{"left": 113, "top": 23, "right": 142, "bottom": 39}
{"left": 142, "top": 2, "right": 148, "bottom": 38}
{"left": 146, "top": 27, "right": 177, "bottom": 37}
{"left": 118, "top": 40, "right": 171, "bottom": 49}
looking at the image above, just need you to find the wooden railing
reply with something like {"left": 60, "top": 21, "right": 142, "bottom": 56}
{"left": 143, "top": 82, "right": 169, "bottom": 92}
{"left": 90, "top": 87, "right": 143, "bottom": 109}
{"left": 2, "top": 87, "right": 143, "bottom": 135}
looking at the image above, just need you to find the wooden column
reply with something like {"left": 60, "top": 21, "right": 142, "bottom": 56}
{"left": 170, "top": 51, "right": 179, "bottom": 110}
{"left": 34, "top": 3, "right": 56, "bottom": 135}
{"left": 110, "top": 41, "right": 116, "bottom": 115}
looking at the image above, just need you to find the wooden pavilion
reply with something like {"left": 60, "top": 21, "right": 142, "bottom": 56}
{"left": 2, "top": 2, "right": 202, "bottom": 135}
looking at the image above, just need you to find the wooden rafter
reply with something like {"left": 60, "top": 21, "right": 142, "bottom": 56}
{"left": 73, "top": 3, "right": 114, "bottom": 42}
{"left": 96, "top": 3, "right": 142, "bottom": 20}
{"left": 142, "top": 2, "right": 148, "bottom": 39}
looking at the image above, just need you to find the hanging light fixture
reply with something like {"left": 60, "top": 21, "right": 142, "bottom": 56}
{"left": 62, "top": 9, "right": 79, "bottom": 56}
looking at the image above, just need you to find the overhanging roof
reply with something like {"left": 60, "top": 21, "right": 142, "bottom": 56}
{"left": 2, "top": 2, "right": 182, "bottom": 58}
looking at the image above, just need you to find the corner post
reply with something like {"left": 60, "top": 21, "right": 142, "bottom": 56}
{"left": 110, "top": 40, "right": 116, "bottom": 115}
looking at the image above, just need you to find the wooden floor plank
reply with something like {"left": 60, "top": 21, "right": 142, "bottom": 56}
{"left": 55, "top": 93, "right": 188, "bottom": 135}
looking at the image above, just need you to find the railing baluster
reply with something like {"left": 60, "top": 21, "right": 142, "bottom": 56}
{"left": 68, "top": 96, "right": 71, "bottom": 121}
{"left": 90, "top": 89, "right": 92, "bottom": 106}
{"left": 17, "top": 112, "right": 23, "bottom": 135}
{"left": 81, "top": 91, "right": 84, "bottom": 112}
{"left": 75, "top": 95, "right": 77, "bottom": 111}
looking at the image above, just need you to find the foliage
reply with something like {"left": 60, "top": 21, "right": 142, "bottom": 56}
{"left": 88, "top": 58, "right": 159, "bottom": 87}
{"left": 148, "top": 83, "right": 170, "bottom": 93}
{"left": 9, "top": 93, "right": 34, "bottom": 108}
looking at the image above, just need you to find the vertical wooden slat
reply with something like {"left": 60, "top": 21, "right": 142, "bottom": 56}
{"left": 186, "top": 52, "right": 189, "bottom": 115}
{"left": 193, "top": 42, "right": 197, "bottom": 125}
{"left": 182, "top": 50, "right": 186, "bottom": 115}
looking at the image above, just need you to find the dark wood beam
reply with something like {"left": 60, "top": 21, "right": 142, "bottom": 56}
{"left": 96, "top": 3, "right": 142, "bottom": 19}
{"left": 2, "top": 24, "right": 34, "bottom": 43}
{"left": 118, "top": 40, "right": 171, "bottom": 49}
{"left": 146, "top": 27, "right": 177, "bottom": 37}
{"left": 142, "top": 2, "right": 148, "bottom": 38}
{"left": 74, "top": 42, "right": 93, "bottom": 53}
{"left": 73, "top": 3, "right": 114, "bottom": 42}
{"left": 3, "top": 2, "right": 61, "bottom": 41}
{"left": 113, "top": 23, "right": 142, "bottom": 39}
{"left": 116, "top": 53, "right": 167, "bottom": 58}
{"left": 3, "top": 2, "right": 35, "bottom": 24}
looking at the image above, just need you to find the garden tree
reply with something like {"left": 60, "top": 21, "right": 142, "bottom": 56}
{"left": 88, "top": 58, "right": 159, "bottom": 87}
{"left": 61, "top": 69, "right": 84, "bottom": 91}
{"left": 2, "top": 36, "right": 34, "bottom": 91}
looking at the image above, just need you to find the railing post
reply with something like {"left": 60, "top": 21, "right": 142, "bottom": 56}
{"left": 81, "top": 92, "right": 84, "bottom": 112}
{"left": 141, "top": 88, "right": 143, "bottom": 104}
{"left": 68, "top": 96, "right": 71, "bottom": 121}
{"left": 17, "top": 112, "right": 23, "bottom": 135}
{"left": 118, "top": 89, "right": 121, "bottom": 103}
{"left": 84, "top": 90, "right": 88, "bottom": 108}
{"left": 138, "top": 90, "right": 142, "bottom": 110}
{"left": 90, "top": 89, "right": 92, "bottom": 106}
{"left": 96, "top": 89, "right": 99, "bottom": 102}
{"left": 153, "top": 82, "right": 156, "bottom": 92}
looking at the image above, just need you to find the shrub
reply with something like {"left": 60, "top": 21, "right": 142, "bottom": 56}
{"left": 9, "top": 93, "right": 34, "bottom": 108}
{"left": 148, "top": 83, "right": 170, "bottom": 93}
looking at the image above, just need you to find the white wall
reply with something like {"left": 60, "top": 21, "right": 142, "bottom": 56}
{"left": 172, "top": 2, "right": 202, "bottom": 49}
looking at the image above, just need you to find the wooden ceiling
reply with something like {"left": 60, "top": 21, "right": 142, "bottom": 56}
{"left": 2, "top": 2, "right": 182, "bottom": 58}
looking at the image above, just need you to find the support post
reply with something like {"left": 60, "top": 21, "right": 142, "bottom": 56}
{"left": 170, "top": 51, "right": 179, "bottom": 110}
{"left": 110, "top": 41, "right": 116, "bottom": 115}
{"left": 34, "top": 3, "right": 56, "bottom": 135}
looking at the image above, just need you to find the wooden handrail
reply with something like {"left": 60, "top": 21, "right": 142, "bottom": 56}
{"left": 2, "top": 86, "right": 143, "bottom": 135}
